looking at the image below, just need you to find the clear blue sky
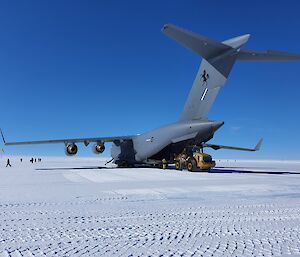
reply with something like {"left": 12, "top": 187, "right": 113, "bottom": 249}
{"left": 1, "top": 0, "right": 300, "bottom": 159}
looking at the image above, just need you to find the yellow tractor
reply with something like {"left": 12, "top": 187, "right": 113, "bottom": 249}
{"left": 174, "top": 147, "right": 215, "bottom": 171}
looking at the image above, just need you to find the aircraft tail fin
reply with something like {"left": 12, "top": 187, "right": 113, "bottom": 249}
{"left": 162, "top": 23, "right": 300, "bottom": 122}
{"left": 162, "top": 24, "right": 249, "bottom": 121}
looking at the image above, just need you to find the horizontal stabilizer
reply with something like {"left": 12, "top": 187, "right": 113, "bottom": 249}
{"left": 162, "top": 24, "right": 232, "bottom": 60}
{"left": 238, "top": 50, "right": 300, "bottom": 61}
{"left": 203, "top": 138, "right": 263, "bottom": 152}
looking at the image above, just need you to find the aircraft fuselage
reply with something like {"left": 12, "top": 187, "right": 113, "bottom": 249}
{"left": 111, "top": 120, "right": 224, "bottom": 165}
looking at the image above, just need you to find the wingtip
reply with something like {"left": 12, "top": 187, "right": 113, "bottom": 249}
{"left": 255, "top": 138, "right": 264, "bottom": 151}
{"left": 0, "top": 128, "right": 6, "bottom": 144}
{"left": 161, "top": 23, "right": 171, "bottom": 32}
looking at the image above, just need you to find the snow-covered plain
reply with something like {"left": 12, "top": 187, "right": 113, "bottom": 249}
{"left": 0, "top": 157, "right": 300, "bottom": 256}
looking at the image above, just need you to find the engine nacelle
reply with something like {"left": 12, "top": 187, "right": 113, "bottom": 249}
{"left": 65, "top": 143, "right": 78, "bottom": 156}
{"left": 93, "top": 143, "right": 105, "bottom": 154}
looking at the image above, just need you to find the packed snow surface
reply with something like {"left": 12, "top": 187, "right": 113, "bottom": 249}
{"left": 0, "top": 157, "right": 300, "bottom": 256}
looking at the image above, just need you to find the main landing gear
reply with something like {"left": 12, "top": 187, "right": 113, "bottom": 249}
{"left": 118, "top": 161, "right": 134, "bottom": 168}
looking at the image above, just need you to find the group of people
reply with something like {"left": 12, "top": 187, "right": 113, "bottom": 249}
{"left": 5, "top": 157, "right": 42, "bottom": 167}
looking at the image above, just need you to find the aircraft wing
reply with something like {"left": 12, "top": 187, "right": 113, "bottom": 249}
{"left": 203, "top": 138, "right": 263, "bottom": 152}
{"left": 0, "top": 129, "right": 136, "bottom": 146}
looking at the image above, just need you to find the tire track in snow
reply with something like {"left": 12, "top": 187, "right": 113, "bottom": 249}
{"left": 0, "top": 200, "right": 300, "bottom": 256}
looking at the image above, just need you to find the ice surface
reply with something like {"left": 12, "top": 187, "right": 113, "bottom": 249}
{"left": 0, "top": 156, "right": 300, "bottom": 256}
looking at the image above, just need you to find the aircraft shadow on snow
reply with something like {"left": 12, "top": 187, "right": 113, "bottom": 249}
{"left": 36, "top": 166, "right": 112, "bottom": 171}
{"left": 211, "top": 168, "right": 300, "bottom": 175}
{"left": 36, "top": 166, "right": 300, "bottom": 175}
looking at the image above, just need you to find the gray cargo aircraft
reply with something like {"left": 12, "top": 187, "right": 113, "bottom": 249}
{"left": 1, "top": 24, "right": 300, "bottom": 167}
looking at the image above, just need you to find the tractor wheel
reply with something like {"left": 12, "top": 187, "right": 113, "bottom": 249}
{"left": 175, "top": 161, "right": 182, "bottom": 170}
{"left": 187, "top": 159, "right": 196, "bottom": 172}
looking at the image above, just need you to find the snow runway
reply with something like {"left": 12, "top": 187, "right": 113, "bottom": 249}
{"left": 0, "top": 157, "right": 300, "bottom": 256}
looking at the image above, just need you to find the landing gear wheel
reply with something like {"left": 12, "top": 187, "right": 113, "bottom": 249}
{"left": 119, "top": 161, "right": 128, "bottom": 168}
{"left": 187, "top": 159, "right": 196, "bottom": 172}
{"left": 175, "top": 161, "right": 182, "bottom": 170}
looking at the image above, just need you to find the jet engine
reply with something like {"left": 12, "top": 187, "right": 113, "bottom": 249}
{"left": 65, "top": 143, "right": 78, "bottom": 156}
{"left": 93, "top": 143, "right": 105, "bottom": 154}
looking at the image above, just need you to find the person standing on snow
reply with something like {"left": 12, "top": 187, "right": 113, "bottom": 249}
{"left": 6, "top": 158, "right": 11, "bottom": 167}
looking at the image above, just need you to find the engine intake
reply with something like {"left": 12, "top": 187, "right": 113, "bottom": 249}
{"left": 93, "top": 143, "right": 105, "bottom": 154}
{"left": 65, "top": 143, "right": 78, "bottom": 156}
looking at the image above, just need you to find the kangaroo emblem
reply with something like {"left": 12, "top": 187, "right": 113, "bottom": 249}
{"left": 201, "top": 69, "right": 209, "bottom": 86}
